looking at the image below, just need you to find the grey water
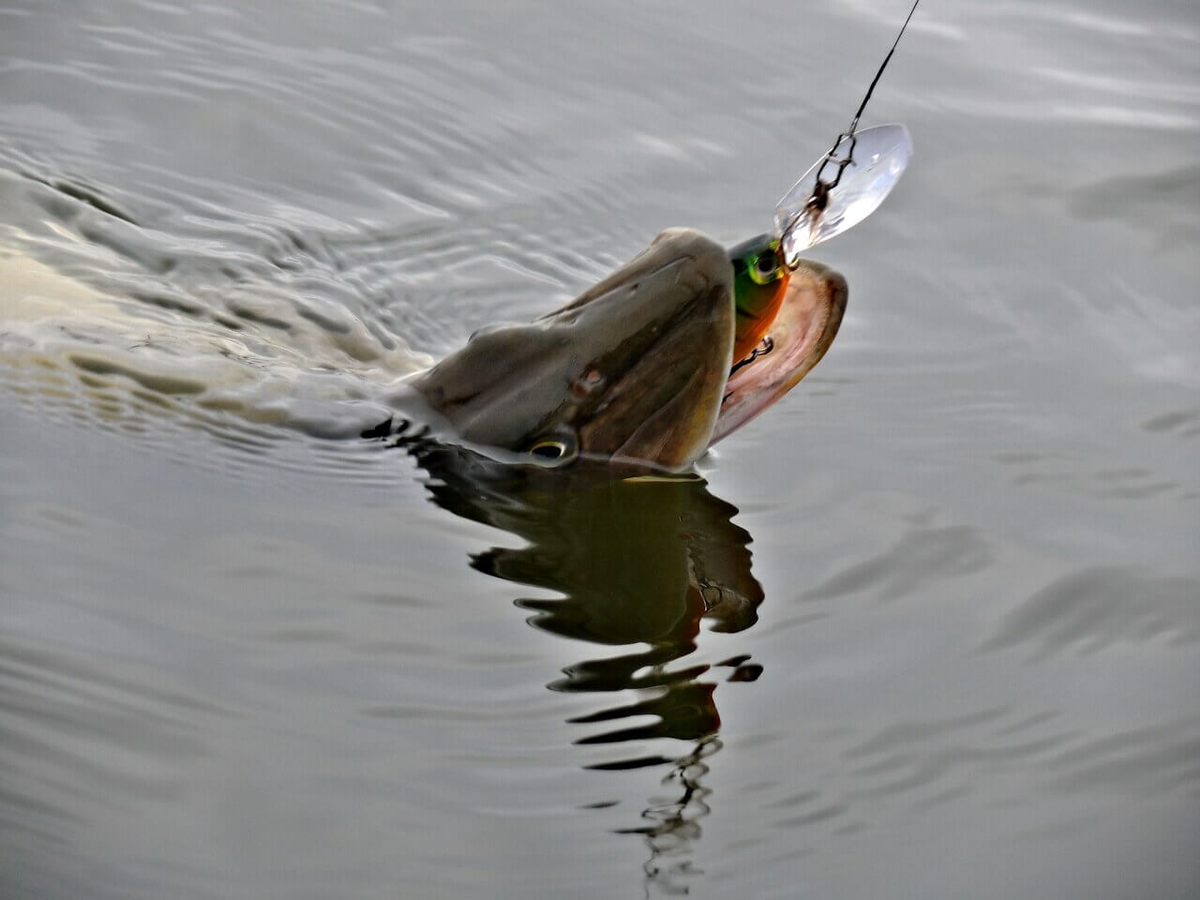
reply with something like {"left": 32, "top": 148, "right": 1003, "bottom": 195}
{"left": 2, "top": 1, "right": 1199, "bottom": 898}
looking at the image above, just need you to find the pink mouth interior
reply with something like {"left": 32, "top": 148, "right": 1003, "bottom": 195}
{"left": 707, "top": 267, "right": 844, "bottom": 447}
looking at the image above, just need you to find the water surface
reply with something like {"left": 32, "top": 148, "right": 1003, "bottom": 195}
{"left": 2, "top": 1, "right": 1198, "bottom": 898}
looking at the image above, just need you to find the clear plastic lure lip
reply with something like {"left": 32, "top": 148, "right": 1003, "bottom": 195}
{"left": 773, "top": 123, "right": 913, "bottom": 267}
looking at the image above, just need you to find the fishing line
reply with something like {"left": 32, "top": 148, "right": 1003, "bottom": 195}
{"left": 806, "top": 0, "right": 921, "bottom": 214}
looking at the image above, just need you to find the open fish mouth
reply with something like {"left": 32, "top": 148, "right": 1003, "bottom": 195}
{"left": 709, "top": 258, "right": 848, "bottom": 447}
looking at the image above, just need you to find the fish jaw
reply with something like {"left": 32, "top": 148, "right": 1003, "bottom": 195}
{"left": 708, "top": 258, "right": 847, "bottom": 446}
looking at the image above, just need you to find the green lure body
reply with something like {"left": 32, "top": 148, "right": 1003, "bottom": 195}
{"left": 728, "top": 233, "right": 789, "bottom": 362}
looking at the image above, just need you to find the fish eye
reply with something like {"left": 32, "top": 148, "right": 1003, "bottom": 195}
{"left": 528, "top": 434, "right": 578, "bottom": 464}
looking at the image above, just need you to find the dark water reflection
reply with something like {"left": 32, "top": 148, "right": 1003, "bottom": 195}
{"left": 388, "top": 431, "right": 766, "bottom": 891}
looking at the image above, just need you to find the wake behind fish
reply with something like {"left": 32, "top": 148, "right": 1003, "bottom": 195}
{"left": 1, "top": 170, "right": 434, "bottom": 478}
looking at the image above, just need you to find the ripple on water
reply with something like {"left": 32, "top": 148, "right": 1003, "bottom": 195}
{"left": 1041, "top": 718, "right": 1200, "bottom": 794}
{"left": 825, "top": 703, "right": 1200, "bottom": 816}
{"left": 799, "top": 525, "right": 992, "bottom": 605}
{"left": 982, "top": 565, "right": 1200, "bottom": 659}
{"left": 0, "top": 633, "right": 230, "bottom": 895}
{"left": 1141, "top": 407, "right": 1200, "bottom": 440}
{"left": 1, "top": 169, "right": 442, "bottom": 484}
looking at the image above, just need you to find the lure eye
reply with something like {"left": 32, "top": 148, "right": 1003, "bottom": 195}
{"left": 728, "top": 233, "right": 786, "bottom": 288}
{"left": 751, "top": 251, "right": 781, "bottom": 284}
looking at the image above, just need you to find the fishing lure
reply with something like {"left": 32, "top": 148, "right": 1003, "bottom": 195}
{"left": 730, "top": 0, "right": 920, "bottom": 359}
{"left": 729, "top": 232, "right": 789, "bottom": 362}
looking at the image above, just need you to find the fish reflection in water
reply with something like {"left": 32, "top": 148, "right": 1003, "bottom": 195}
{"left": 375, "top": 424, "right": 765, "bottom": 892}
